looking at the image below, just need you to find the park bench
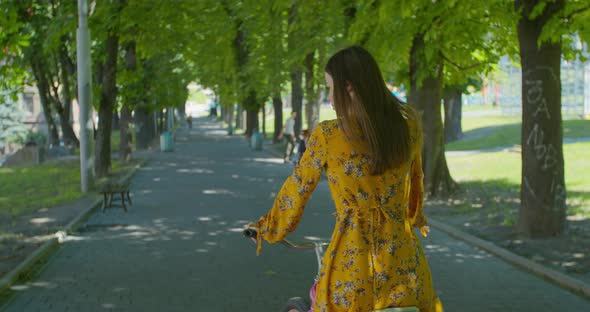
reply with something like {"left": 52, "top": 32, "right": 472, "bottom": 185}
{"left": 98, "top": 175, "right": 132, "bottom": 212}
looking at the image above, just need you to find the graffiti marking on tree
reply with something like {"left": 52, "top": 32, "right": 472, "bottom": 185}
{"left": 523, "top": 66, "right": 564, "bottom": 213}
{"left": 550, "top": 176, "right": 566, "bottom": 213}
{"left": 526, "top": 123, "right": 558, "bottom": 170}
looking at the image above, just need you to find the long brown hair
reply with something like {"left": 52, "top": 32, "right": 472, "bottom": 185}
{"left": 325, "top": 46, "right": 412, "bottom": 175}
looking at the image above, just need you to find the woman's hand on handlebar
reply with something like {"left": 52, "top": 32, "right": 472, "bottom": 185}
{"left": 419, "top": 226, "right": 430, "bottom": 238}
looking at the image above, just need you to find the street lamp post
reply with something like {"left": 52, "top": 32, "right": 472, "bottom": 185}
{"left": 77, "top": 0, "right": 94, "bottom": 192}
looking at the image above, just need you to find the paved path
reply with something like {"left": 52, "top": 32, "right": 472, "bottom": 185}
{"left": 2, "top": 118, "right": 589, "bottom": 311}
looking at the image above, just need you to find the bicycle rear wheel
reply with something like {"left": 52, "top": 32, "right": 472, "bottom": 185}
{"left": 281, "top": 297, "right": 310, "bottom": 312}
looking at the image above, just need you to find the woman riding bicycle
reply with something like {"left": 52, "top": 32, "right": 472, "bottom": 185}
{"left": 252, "top": 46, "right": 444, "bottom": 312}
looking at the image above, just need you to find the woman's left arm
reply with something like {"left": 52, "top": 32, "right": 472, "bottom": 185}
{"left": 255, "top": 125, "right": 328, "bottom": 254}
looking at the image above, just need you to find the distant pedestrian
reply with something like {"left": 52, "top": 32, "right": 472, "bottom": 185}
{"left": 209, "top": 100, "right": 218, "bottom": 118}
{"left": 296, "top": 129, "right": 308, "bottom": 165}
{"left": 278, "top": 111, "right": 297, "bottom": 163}
{"left": 187, "top": 115, "right": 193, "bottom": 129}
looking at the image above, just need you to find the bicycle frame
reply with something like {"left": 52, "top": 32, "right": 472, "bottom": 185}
{"left": 244, "top": 228, "right": 419, "bottom": 312}
{"left": 246, "top": 230, "right": 327, "bottom": 266}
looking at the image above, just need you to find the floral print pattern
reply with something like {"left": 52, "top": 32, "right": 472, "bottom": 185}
{"left": 257, "top": 119, "right": 443, "bottom": 312}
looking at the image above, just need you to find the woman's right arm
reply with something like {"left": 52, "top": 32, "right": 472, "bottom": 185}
{"left": 408, "top": 129, "right": 426, "bottom": 229}
{"left": 255, "top": 124, "right": 328, "bottom": 254}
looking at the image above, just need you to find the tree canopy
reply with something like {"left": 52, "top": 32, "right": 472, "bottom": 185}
{"left": 1, "top": 0, "right": 589, "bottom": 236}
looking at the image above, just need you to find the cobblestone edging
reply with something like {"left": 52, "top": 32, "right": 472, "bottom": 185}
{"left": 428, "top": 218, "right": 590, "bottom": 299}
{"left": 0, "top": 160, "right": 146, "bottom": 296}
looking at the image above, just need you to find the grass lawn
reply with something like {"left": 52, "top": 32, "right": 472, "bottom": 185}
{"left": 0, "top": 159, "right": 139, "bottom": 218}
{"left": 447, "top": 119, "right": 590, "bottom": 151}
{"left": 111, "top": 130, "right": 122, "bottom": 152}
{"left": 0, "top": 161, "right": 81, "bottom": 217}
{"left": 446, "top": 140, "right": 590, "bottom": 219}
{"left": 461, "top": 116, "right": 521, "bottom": 132}
{"left": 70, "top": 129, "right": 136, "bottom": 156}
{"left": 462, "top": 104, "right": 502, "bottom": 112}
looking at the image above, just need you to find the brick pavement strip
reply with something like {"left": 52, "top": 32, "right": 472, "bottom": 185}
{"left": 1, "top": 118, "right": 589, "bottom": 312}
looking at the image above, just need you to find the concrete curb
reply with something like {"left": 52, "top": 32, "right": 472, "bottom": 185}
{"left": 62, "top": 199, "right": 102, "bottom": 235}
{"left": 428, "top": 218, "right": 590, "bottom": 299}
{"left": 0, "top": 160, "right": 147, "bottom": 295}
{"left": 0, "top": 237, "right": 60, "bottom": 295}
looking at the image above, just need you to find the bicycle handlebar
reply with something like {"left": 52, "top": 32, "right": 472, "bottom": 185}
{"left": 243, "top": 225, "right": 327, "bottom": 275}
{"left": 243, "top": 228, "right": 258, "bottom": 239}
{"left": 243, "top": 227, "right": 324, "bottom": 250}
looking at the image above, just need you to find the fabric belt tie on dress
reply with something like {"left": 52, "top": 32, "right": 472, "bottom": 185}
{"left": 336, "top": 205, "right": 413, "bottom": 235}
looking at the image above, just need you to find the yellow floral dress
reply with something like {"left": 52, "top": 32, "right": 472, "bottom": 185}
{"left": 256, "top": 118, "right": 443, "bottom": 312}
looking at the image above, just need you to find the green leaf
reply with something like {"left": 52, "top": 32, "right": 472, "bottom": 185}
{"left": 17, "top": 39, "right": 30, "bottom": 47}
{"left": 529, "top": 2, "right": 547, "bottom": 20}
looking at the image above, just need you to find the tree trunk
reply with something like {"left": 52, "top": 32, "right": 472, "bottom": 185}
{"left": 272, "top": 94, "right": 283, "bottom": 143}
{"left": 305, "top": 51, "right": 320, "bottom": 132}
{"left": 36, "top": 78, "right": 60, "bottom": 147}
{"left": 119, "top": 106, "right": 132, "bottom": 161}
{"left": 43, "top": 62, "right": 78, "bottom": 148}
{"left": 443, "top": 88, "right": 463, "bottom": 143}
{"left": 291, "top": 70, "right": 303, "bottom": 137}
{"left": 225, "top": 98, "right": 235, "bottom": 135}
{"left": 409, "top": 34, "right": 457, "bottom": 196}
{"left": 95, "top": 31, "right": 119, "bottom": 178}
{"left": 233, "top": 23, "right": 250, "bottom": 134}
{"left": 163, "top": 109, "right": 169, "bottom": 131}
{"left": 158, "top": 110, "right": 165, "bottom": 133}
{"left": 54, "top": 100, "right": 78, "bottom": 147}
{"left": 58, "top": 39, "right": 80, "bottom": 147}
{"left": 134, "top": 106, "right": 155, "bottom": 149}
{"left": 262, "top": 101, "right": 266, "bottom": 137}
{"left": 120, "top": 40, "right": 136, "bottom": 161}
{"left": 288, "top": 4, "right": 303, "bottom": 138}
{"left": 31, "top": 58, "right": 60, "bottom": 146}
{"left": 516, "top": 0, "right": 566, "bottom": 237}
{"left": 245, "top": 91, "right": 259, "bottom": 137}
{"left": 178, "top": 105, "right": 186, "bottom": 123}
{"left": 246, "top": 109, "right": 259, "bottom": 137}
{"left": 46, "top": 66, "right": 78, "bottom": 149}
{"left": 236, "top": 105, "right": 244, "bottom": 129}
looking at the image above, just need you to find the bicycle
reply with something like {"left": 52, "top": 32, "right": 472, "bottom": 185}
{"left": 243, "top": 228, "right": 419, "bottom": 312}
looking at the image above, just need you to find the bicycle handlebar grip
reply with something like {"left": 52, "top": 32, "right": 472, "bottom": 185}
{"left": 243, "top": 228, "right": 258, "bottom": 239}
